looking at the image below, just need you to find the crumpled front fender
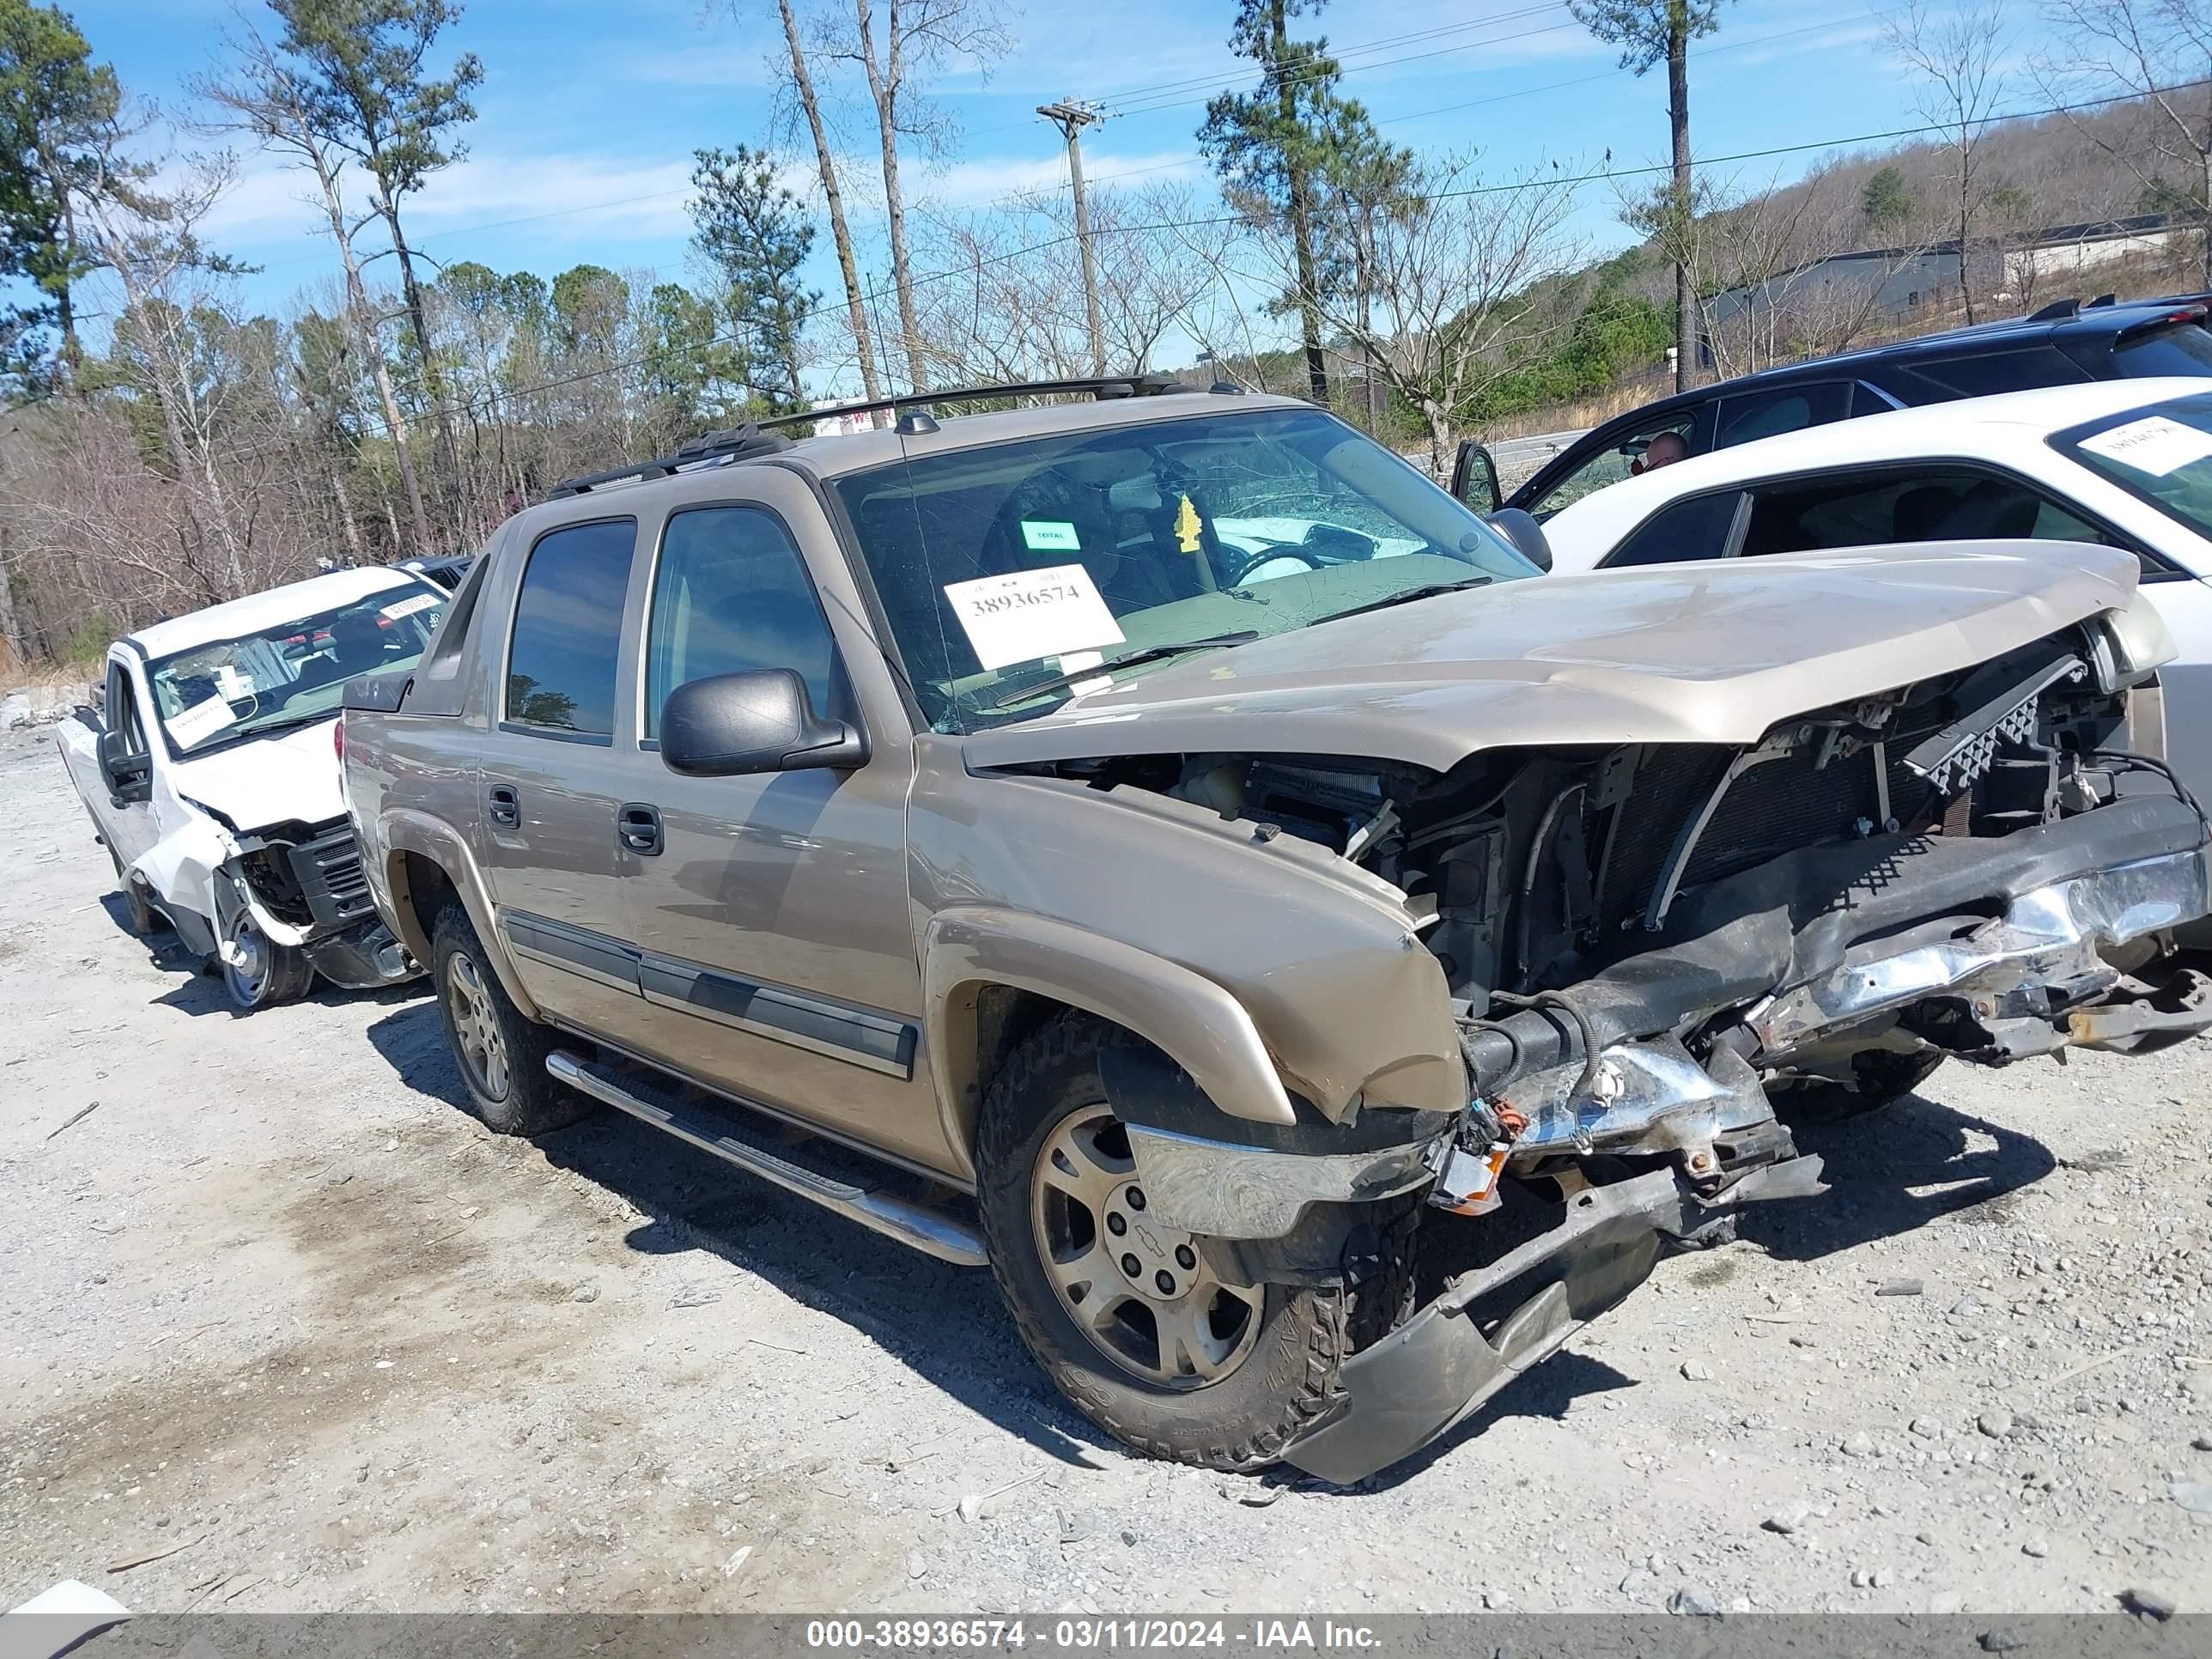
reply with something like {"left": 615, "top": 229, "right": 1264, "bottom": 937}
{"left": 134, "top": 808, "right": 235, "bottom": 937}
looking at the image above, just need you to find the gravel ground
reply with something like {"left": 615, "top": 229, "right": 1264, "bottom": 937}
{"left": 2, "top": 721, "right": 2209, "bottom": 1617}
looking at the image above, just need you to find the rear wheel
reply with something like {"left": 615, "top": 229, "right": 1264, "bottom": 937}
{"left": 430, "top": 899, "right": 592, "bottom": 1136}
{"left": 978, "top": 1015, "right": 1409, "bottom": 1472}
{"left": 219, "top": 908, "right": 312, "bottom": 1010}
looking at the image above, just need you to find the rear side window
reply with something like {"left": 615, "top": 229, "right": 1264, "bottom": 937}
{"left": 505, "top": 519, "right": 637, "bottom": 738}
{"left": 1713, "top": 381, "right": 1851, "bottom": 449}
{"left": 1607, "top": 491, "right": 1745, "bottom": 568}
{"left": 644, "top": 506, "right": 838, "bottom": 735}
{"left": 1735, "top": 467, "right": 2125, "bottom": 561}
{"left": 1899, "top": 347, "right": 2091, "bottom": 398}
{"left": 2112, "top": 322, "right": 2212, "bottom": 377}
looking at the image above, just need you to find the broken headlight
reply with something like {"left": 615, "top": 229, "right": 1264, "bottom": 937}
{"left": 2094, "top": 593, "right": 2177, "bottom": 692}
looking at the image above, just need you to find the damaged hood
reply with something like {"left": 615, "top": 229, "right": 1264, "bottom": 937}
{"left": 168, "top": 716, "right": 344, "bottom": 831}
{"left": 958, "top": 541, "right": 2142, "bottom": 773}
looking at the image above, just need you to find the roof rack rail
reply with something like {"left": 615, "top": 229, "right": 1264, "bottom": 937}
{"left": 752, "top": 374, "right": 1198, "bottom": 434}
{"left": 2027, "top": 297, "right": 2081, "bottom": 321}
{"left": 548, "top": 422, "right": 790, "bottom": 499}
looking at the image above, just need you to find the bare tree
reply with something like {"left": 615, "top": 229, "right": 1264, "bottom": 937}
{"left": 821, "top": 0, "right": 1011, "bottom": 392}
{"left": 1570, "top": 1, "right": 1729, "bottom": 391}
{"left": 913, "top": 182, "right": 1212, "bottom": 382}
{"left": 1632, "top": 161, "right": 1944, "bottom": 378}
{"left": 1887, "top": 0, "right": 2014, "bottom": 324}
{"left": 743, "top": 0, "right": 884, "bottom": 411}
{"left": 2035, "top": 0, "right": 2212, "bottom": 285}
{"left": 1243, "top": 153, "right": 1581, "bottom": 470}
{"left": 193, "top": 25, "right": 434, "bottom": 553}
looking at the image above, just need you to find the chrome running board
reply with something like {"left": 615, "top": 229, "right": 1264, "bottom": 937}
{"left": 545, "top": 1050, "right": 988, "bottom": 1267}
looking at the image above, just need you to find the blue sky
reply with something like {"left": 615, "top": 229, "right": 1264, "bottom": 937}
{"left": 64, "top": 0, "right": 2063, "bottom": 365}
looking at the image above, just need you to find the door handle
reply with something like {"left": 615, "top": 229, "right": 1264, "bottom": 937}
{"left": 617, "top": 802, "right": 663, "bottom": 856}
{"left": 486, "top": 784, "right": 520, "bottom": 829}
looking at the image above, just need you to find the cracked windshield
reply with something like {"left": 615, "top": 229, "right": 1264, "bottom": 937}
{"left": 147, "top": 585, "right": 448, "bottom": 755}
{"left": 833, "top": 406, "right": 1539, "bottom": 731}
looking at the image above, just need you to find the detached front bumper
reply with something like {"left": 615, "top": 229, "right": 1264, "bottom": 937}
{"left": 1282, "top": 1158, "right": 1824, "bottom": 1483}
{"left": 302, "top": 918, "right": 419, "bottom": 990}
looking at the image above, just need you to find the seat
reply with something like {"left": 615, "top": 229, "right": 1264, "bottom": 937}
{"left": 1926, "top": 480, "right": 2040, "bottom": 541}
{"left": 1892, "top": 485, "right": 1958, "bottom": 542}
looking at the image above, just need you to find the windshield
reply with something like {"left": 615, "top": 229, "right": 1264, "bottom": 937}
{"left": 148, "top": 581, "right": 448, "bottom": 757}
{"left": 2051, "top": 392, "right": 2212, "bottom": 546}
{"left": 830, "top": 405, "right": 1539, "bottom": 732}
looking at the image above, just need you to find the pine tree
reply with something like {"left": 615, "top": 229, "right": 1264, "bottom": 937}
{"left": 690, "top": 146, "right": 819, "bottom": 413}
{"left": 1199, "top": 0, "right": 1376, "bottom": 404}
{"left": 267, "top": 0, "right": 482, "bottom": 518}
{"left": 0, "top": 0, "right": 122, "bottom": 389}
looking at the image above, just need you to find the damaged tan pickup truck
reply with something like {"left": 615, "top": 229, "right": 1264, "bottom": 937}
{"left": 341, "top": 380, "right": 2212, "bottom": 1483}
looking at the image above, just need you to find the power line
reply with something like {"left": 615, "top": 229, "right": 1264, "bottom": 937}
{"left": 958, "top": 3, "right": 1570, "bottom": 134}
{"left": 1105, "top": 9, "right": 1583, "bottom": 121}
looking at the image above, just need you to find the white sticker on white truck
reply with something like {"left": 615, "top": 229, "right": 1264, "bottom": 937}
{"left": 942, "top": 564, "right": 1126, "bottom": 672}
{"left": 380, "top": 592, "right": 441, "bottom": 621}
{"left": 167, "top": 693, "right": 239, "bottom": 750}
{"left": 2078, "top": 416, "right": 2212, "bottom": 477}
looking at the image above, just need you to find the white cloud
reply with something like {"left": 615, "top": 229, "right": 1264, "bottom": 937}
{"left": 196, "top": 146, "right": 700, "bottom": 260}
{"left": 922, "top": 149, "right": 1200, "bottom": 207}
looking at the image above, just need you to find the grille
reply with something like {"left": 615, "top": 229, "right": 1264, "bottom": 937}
{"left": 1682, "top": 746, "right": 1885, "bottom": 889}
{"left": 287, "top": 823, "right": 374, "bottom": 929}
{"left": 1598, "top": 747, "right": 1728, "bottom": 925}
{"left": 1600, "top": 729, "right": 1951, "bottom": 929}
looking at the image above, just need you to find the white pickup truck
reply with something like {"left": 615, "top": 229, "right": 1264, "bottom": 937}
{"left": 58, "top": 566, "right": 449, "bottom": 1009}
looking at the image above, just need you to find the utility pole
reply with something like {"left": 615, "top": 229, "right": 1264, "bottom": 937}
{"left": 1038, "top": 100, "right": 1108, "bottom": 376}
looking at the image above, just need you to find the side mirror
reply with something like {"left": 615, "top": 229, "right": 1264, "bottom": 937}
{"left": 99, "top": 726, "right": 152, "bottom": 805}
{"left": 1485, "top": 507, "right": 1553, "bottom": 574}
{"left": 660, "top": 669, "right": 868, "bottom": 778}
{"left": 1451, "top": 439, "right": 1503, "bottom": 514}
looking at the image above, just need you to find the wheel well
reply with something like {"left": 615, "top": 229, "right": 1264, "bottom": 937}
{"left": 393, "top": 850, "right": 456, "bottom": 963}
{"left": 948, "top": 984, "right": 1078, "bottom": 1161}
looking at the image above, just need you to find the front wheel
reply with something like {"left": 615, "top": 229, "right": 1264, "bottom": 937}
{"left": 1768, "top": 1048, "right": 1944, "bottom": 1122}
{"left": 977, "top": 1015, "right": 1406, "bottom": 1472}
{"left": 219, "top": 907, "right": 313, "bottom": 1010}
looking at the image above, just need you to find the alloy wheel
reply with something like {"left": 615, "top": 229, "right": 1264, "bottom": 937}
{"left": 447, "top": 950, "right": 511, "bottom": 1101}
{"left": 1029, "top": 1103, "right": 1262, "bottom": 1389}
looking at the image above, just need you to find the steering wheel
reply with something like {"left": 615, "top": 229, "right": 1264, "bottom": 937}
{"left": 1227, "top": 542, "right": 1324, "bottom": 585}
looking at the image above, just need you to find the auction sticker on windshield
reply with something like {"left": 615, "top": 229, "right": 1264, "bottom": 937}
{"left": 168, "top": 693, "right": 240, "bottom": 750}
{"left": 381, "top": 592, "right": 441, "bottom": 621}
{"left": 1019, "top": 520, "right": 1082, "bottom": 552}
{"left": 2078, "top": 415, "right": 2212, "bottom": 476}
{"left": 944, "top": 564, "right": 1126, "bottom": 672}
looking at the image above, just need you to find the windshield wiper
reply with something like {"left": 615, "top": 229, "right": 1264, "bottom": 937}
{"left": 991, "top": 631, "right": 1260, "bottom": 710}
{"left": 1314, "top": 577, "right": 1493, "bottom": 627}
{"left": 179, "top": 710, "right": 335, "bottom": 753}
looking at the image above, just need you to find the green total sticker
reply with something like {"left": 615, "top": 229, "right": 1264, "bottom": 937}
{"left": 1020, "top": 520, "right": 1081, "bottom": 551}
